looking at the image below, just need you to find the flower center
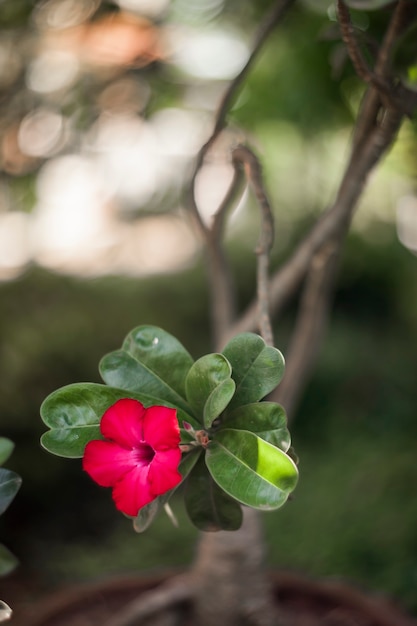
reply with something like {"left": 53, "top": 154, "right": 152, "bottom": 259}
{"left": 132, "top": 442, "right": 155, "bottom": 466}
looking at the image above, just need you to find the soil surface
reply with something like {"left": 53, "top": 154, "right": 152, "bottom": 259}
{"left": 3, "top": 570, "right": 417, "bottom": 626}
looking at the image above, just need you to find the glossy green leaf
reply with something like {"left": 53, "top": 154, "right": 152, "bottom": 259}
{"left": 223, "top": 402, "right": 291, "bottom": 451}
{"left": 185, "top": 454, "right": 242, "bottom": 531}
{"left": 222, "top": 333, "right": 285, "bottom": 410}
{"left": 41, "top": 427, "right": 102, "bottom": 460}
{"left": 206, "top": 429, "right": 298, "bottom": 510}
{"left": 344, "top": 0, "right": 395, "bottom": 8}
{"left": 0, "top": 469, "right": 21, "bottom": 516}
{"left": 203, "top": 379, "right": 236, "bottom": 428}
{"left": 0, "top": 439, "right": 14, "bottom": 467}
{"left": 99, "top": 326, "right": 194, "bottom": 415}
{"left": 121, "top": 326, "right": 194, "bottom": 397}
{"left": 99, "top": 349, "right": 192, "bottom": 415}
{"left": 185, "top": 353, "right": 235, "bottom": 427}
{"left": 40, "top": 382, "right": 196, "bottom": 458}
{"left": 0, "top": 544, "right": 18, "bottom": 577}
{"left": 134, "top": 449, "right": 201, "bottom": 532}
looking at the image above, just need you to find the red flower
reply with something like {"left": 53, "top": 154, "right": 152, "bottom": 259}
{"left": 82, "top": 399, "right": 182, "bottom": 516}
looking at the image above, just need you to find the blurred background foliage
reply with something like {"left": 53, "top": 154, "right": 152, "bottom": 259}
{"left": 0, "top": 0, "right": 417, "bottom": 616}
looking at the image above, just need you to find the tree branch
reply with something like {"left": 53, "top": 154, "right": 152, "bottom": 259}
{"left": 232, "top": 145, "right": 275, "bottom": 347}
{"left": 375, "top": 0, "right": 415, "bottom": 75}
{"left": 271, "top": 242, "right": 339, "bottom": 421}
{"left": 229, "top": 102, "right": 403, "bottom": 341}
{"left": 187, "top": 0, "right": 296, "bottom": 237}
{"left": 206, "top": 167, "right": 246, "bottom": 348}
{"left": 337, "top": 0, "right": 392, "bottom": 95}
{"left": 352, "top": 0, "right": 417, "bottom": 148}
{"left": 211, "top": 167, "right": 246, "bottom": 242}
{"left": 233, "top": 3, "right": 417, "bottom": 413}
{"left": 186, "top": 0, "right": 295, "bottom": 348}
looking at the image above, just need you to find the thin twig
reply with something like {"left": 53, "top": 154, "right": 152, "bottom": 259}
{"left": 207, "top": 168, "right": 246, "bottom": 347}
{"left": 210, "top": 0, "right": 296, "bottom": 140}
{"left": 270, "top": 105, "right": 400, "bottom": 417}
{"left": 375, "top": 0, "right": 415, "bottom": 76}
{"left": 271, "top": 243, "right": 339, "bottom": 421}
{"left": 337, "top": 0, "right": 391, "bottom": 92}
{"left": 187, "top": 0, "right": 296, "bottom": 234}
{"left": 233, "top": 4, "right": 416, "bottom": 414}
{"left": 206, "top": 234, "right": 237, "bottom": 349}
{"left": 232, "top": 145, "right": 275, "bottom": 346}
{"left": 211, "top": 167, "right": 246, "bottom": 242}
{"left": 228, "top": 108, "right": 403, "bottom": 340}
{"left": 352, "top": 0, "right": 417, "bottom": 148}
{"left": 230, "top": 0, "right": 412, "bottom": 343}
{"left": 271, "top": 0, "right": 417, "bottom": 416}
{"left": 337, "top": 0, "right": 368, "bottom": 81}
{"left": 186, "top": 0, "right": 295, "bottom": 348}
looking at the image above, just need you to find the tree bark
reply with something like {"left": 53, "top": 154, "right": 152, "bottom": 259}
{"left": 193, "top": 508, "right": 280, "bottom": 626}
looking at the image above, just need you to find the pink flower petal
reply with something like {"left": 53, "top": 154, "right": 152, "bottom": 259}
{"left": 148, "top": 448, "right": 182, "bottom": 496}
{"left": 100, "top": 399, "right": 146, "bottom": 447}
{"left": 143, "top": 405, "right": 180, "bottom": 450}
{"left": 83, "top": 440, "right": 137, "bottom": 487}
{"left": 83, "top": 399, "right": 182, "bottom": 517}
{"left": 111, "top": 465, "right": 154, "bottom": 516}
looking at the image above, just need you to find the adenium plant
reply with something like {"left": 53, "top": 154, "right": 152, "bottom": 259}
{"left": 40, "top": 325, "right": 298, "bottom": 532}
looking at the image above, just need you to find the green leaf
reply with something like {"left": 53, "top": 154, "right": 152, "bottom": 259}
{"left": 100, "top": 328, "right": 195, "bottom": 416}
{"left": 185, "top": 454, "right": 242, "bottom": 531}
{"left": 40, "top": 382, "right": 196, "bottom": 458}
{"left": 99, "top": 350, "right": 192, "bottom": 415}
{"left": 223, "top": 402, "right": 291, "bottom": 451}
{"left": 206, "top": 429, "right": 298, "bottom": 510}
{"left": 41, "top": 427, "right": 102, "bottom": 460}
{"left": 0, "top": 544, "right": 18, "bottom": 577}
{"left": 134, "top": 449, "right": 201, "bottom": 533}
{"left": 185, "top": 354, "right": 235, "bottom": 427}
{"left": 121, "top": 326, "right": 194, "bottom": 398}
{"left": 222, "top": 333, "right": 285, "bottom": 410}
{"left": 0, "top": 439, "right": 14, "bottom": 467}
{"left": 0, "top": 469, "right": 21, "bottom": 516}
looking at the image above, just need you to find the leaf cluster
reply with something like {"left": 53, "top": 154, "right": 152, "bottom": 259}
{"left": 40, "top": 326, "right": 298, "bottom": 532}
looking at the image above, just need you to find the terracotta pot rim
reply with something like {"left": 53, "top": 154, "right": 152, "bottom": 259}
{"left": 12, "top": 569, "right": 417, "bottom": 626}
